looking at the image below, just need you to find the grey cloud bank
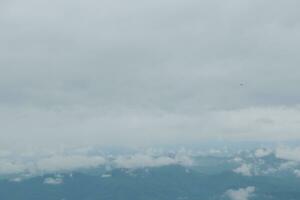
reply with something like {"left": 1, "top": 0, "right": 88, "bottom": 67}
{"left": 1, "top": 0, "right": 300, "bottom": 150}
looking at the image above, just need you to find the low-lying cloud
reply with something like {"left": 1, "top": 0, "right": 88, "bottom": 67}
{"left": 233, "top": 164, "right": 252, "bottom": 176}
{"left": 0, "top": 148, "right": 194, "bottom": 176}
{"left": 43, "top": 176, "right": 64, "bottom": 185}
{"left": 275, "top": 146, "right": 300, "bottom": 162}
{"left": 114, "top": 153, "right": 193, "bottom": 169}
{"left": 225, "top": 187, "right": 255, "bottom": 200}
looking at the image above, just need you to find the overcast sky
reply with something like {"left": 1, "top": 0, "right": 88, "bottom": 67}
{"left": 1, "top": 0, "right": 300, "bottom": 151}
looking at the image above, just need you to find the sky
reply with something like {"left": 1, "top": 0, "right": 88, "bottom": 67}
{"left": 1, "top": 0, "right": 300, "bottom": 151}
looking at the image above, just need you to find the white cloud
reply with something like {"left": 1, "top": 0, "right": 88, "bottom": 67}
{"left": 114, "top": 154, "right": 176, "bottom": 169}
{"left": 233, "top": 164, "right": 252, "bottom": 176}
{"left": 36, "top": 155, "right": 106, "bottom": 173}
{"left": 101, "top": 174, "right": 111, "bottom": 178}
{"left": 9, "top": 177, "right": 23, "bottom": 182}
{"left": 0, "top": 153, "right": 106, "bottom": 176}
{"left": 43, "top": 177, "right": 63, "bottom": 185}
{"left": 275, "top": 146, "right": 300, "bottom": 162}
{"left": 232, "top": 157, "right": 243, "bottom": 163}
{"left": 225, "top": 187, "right": 255, "bottom": 200}
{"left": 0, "top": 148, "right": 194, "bottom": 176}
{"left": 0, "top": 160, "right": 28, "bottom": 175}
{"left": 278, "top": 161, "right": 298, "bottom": 170}
{"left": 294, "top": 169, "right": 300, "bottom": 177}
{"left": 114, "top": 152, "right": 193, "bottom": 169}
{"left": 254, "top": 148, "right": 272, "bottom": 158}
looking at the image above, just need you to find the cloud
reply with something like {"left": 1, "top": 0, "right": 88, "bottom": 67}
{"left": 101, "top": 174, "right": 112, "bottom": 178}
{"left": 275, "top": 146, "right": 300, "bottom": 162}
{"left": 225, "top": 187, "right": 255, "bottom": 200}
{"left": 294, "top": 169, "right": 300, "bottom": 177}
{"left": 226, "top": 147, "right": 300, "bottom": 177}
{"left": 1, "top": 0, "right": 300, "bottom": 150}
{"left": 9, "top": 177, "right": 23, "bottom": 182}
{"left": 2, "top": 105, "right": 300, "bottom": 151}
{"left": 43, "top": 176, "right": 63, "bottom": 185}
{"left": 112, "top": 148, "right": 194, "bottom": 169}
{"left": 254, "top": 148, "right": 272, "bottom": 158}
{"left": 0, "top": 160, "right": 28, "bottom": 175}
{"left": 0, "top": 153, "right": 106, "bottom": 176}
{"left": 232, "top": 157, "right": 243, "bottom": 163}
{"left": 36, "top": 155, "right": 106, "bottom": 173}
{"left": 233, "top": 164, "right": 252, "bottom": 176}
{"left": 0, "top": 148, "right": 194, "bottom": 176}
{"left": 278, "top": 161, "right": 298, "bottom": 170}
{"left": 114, "top": 153, "right": 193, "bottom": 169}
